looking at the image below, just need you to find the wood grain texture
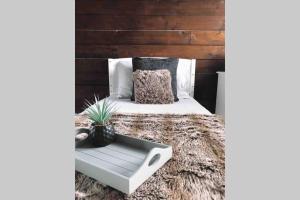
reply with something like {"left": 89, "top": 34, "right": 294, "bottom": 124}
{"left": 75, "top": 58, "right": 109, "bottom": 85}
{"left": 76, "top": 0, "right": 225, "bottom": 16}
{"left": 76, "top": 58, "right": 108, "bottom": 73}
{"left": 76, "top": 85, "right": 109, "bottom": 113}
{"left": 76, "top": 45, "right": 224, "bottom": 59}
{"left": 76, "top": 72, "right": 109, "bottom": 85}
{"left": 191, "top": 31, "right": 224, "bottom": 45}
{"left": 76, "top": 15, "right": 225, "bottom": 31}
{"left": 76, "top": 31, "right": 191, "bottom": 45}
{"left": 75, "top": 0, "right": 225, "bottom": 113}
{"left": 76, "top": 31, "right": 224, "bottom": 45}
{"left": 75, "top": 58, "right": 225, "bottom": 74}
{"left": 196, "top": 59, "right": 225, "bottom": 73}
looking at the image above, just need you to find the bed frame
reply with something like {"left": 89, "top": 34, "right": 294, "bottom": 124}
{"left": 108, "top": 58, "right": 196, "bottom": 97}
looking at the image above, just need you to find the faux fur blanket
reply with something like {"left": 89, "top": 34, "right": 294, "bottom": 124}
{"left": 75, "top": 114, "right": 225, "bottom": 200}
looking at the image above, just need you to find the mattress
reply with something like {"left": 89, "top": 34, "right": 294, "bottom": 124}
{"left": 82, "top": 97, "right": 211, "bottom": 115}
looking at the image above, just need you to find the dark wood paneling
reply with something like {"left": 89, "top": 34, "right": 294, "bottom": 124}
{"left": 75, "top": 59, "right": 108, "bottom": 73}
{"left": 76, "top": 85, "right": 109, "bottom": 99}
{"left": 76, "top": 85, "right": 109, "bottom": 113}
{"left": 76, "top": 15, "right": 225, "bottom": 30}
{"left": 76, "top": 72, "right": 109, "bottom": 85}
{"left": 75, "top": 58, "right": 225, "bottom": 77}
{"left": 196, "top": 59, "right": 225, "bottom": 73}
{"left": 191, "top": 31, "right": 224, "bottom": 45}
{"left": 76, "top": 45, "right": 224, "bottom": 59}
{"left": 75, "top": 0, "right": 225, "bottom": 113}
{"left": 76, "top": 31, "right": 224, "bottom": 45}
{"left": 75, "top": 58, "right": 224, "bottom": 76}
{"left": 194, "top": 73, "right": 218, "bottom": 112}
{"left": 75, "top": 58, "right": 109, "bottom": 85}
{"left": 76, "top": 0, "right": 224, "bottom": 16}
{"left": 76, "top": 31, "right": 191, "bottom": 45}
{"left": 194, "top": 73, "right": 218, "bottom": 99}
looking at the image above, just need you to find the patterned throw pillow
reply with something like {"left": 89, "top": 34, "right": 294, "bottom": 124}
{"left": 131, "top": 57, "right": 179, "bottom": 102}
{"left": 133, "top": 70, "right": 174, "bottom": 104}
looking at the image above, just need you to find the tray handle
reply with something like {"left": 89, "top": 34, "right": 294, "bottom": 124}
{"left": 143, "top": 148, "right": 162, "bottom": 167}
{"left": 132, "top": 148, "right": 163, "bottom": 176}
{"left": 129, "top": 146, "right": 172, "bottom": 194}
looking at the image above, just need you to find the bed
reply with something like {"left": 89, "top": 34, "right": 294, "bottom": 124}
{"left": 75, "top": 58, "right": 224, "bottom": 200}
{"left": 80, "top": 58, "right": 211, "bottom": 115}
{"left": 82, "top": 96, "right": 211, "bottom": 115}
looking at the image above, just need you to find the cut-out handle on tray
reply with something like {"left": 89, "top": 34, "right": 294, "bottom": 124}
{"left": 132, "top": 148, "right": 161, "bottom": 176}
{"left": 130, "top": 146, "right": 171, "bottom": 181}
{"left": 148, "top": 154, "right": 161, "bottom": 166}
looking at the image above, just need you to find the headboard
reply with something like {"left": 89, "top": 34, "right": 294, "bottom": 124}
{"left": 108, "top": 58, "right": 196, "bottom": 98}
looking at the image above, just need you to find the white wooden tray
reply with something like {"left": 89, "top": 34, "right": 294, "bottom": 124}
{"left": 75, "top": 127, "right": 172, "bottom": 194}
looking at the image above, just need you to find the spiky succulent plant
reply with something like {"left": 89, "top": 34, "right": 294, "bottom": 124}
{"left": 84, "top": 96, "right": 118, "bottom": 126}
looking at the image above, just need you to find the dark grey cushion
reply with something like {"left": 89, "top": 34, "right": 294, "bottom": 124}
{"left": 131, "top": 57, "right": 179, "bottom": 102}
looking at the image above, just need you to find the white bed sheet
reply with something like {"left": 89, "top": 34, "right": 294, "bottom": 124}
{"left": 82, "top": 97, "right": 211, "bottom": 115}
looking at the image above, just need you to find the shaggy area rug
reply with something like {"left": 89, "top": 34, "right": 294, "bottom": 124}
{"left": 75, "top": 114, "right": 225, "bottom": 200}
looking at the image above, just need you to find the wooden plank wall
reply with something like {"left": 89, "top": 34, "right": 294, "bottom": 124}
{"left": 75, "top": 0, "right": 225, "bottom": 113}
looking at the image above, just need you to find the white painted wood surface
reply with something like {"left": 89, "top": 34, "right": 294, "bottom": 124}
{"left": 215, "top": 72, "right": 225, "bottom": 118}
{"left": 75, "top": 128, "right": 172, "bottom": 194}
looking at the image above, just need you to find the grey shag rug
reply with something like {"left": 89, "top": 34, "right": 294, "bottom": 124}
{"left": 75, "top": 113, "right": 225, "bottom": 200}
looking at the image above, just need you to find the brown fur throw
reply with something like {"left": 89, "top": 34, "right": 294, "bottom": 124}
{"left": 75, "top": 113, "right": 225, "bottom": 200}
{"left": 133, "top": 70, "right": 174, "bottom": 104}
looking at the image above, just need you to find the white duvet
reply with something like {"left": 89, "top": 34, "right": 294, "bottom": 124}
{"left": 82, "top": 96, "right": 211, "bottom": 115}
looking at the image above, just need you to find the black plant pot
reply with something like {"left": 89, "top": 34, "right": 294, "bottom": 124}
{"left": 90, "top": 123, "right": 116, "bottom": 147}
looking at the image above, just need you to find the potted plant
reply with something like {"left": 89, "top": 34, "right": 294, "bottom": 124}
{"left": 84, "top": 96, "right": 118, "bottom": 147}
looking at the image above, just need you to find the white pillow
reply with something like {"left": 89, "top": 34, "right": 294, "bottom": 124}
{"left": 116, "top": 62, "right": 133, "bottom": 98}
{"left": 176, "top": 59, "right": 195, "bottom": 98}
{"left": 108, "top": 58, "right": 195, "bottom": 99}
{"left": 108, "top": 58, "right": 133, "bottom": 98}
